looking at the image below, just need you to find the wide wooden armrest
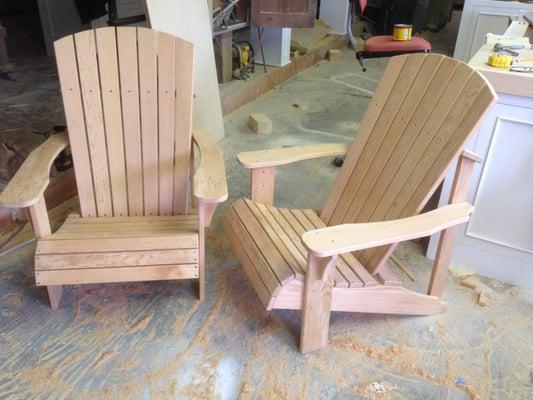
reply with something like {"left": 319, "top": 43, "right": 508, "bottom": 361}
{"left": 0, "top": 132, "right": 69, "bottom": 208}
{"left": 302, "top": 202, "right": 473, "bottom": 257}
{"left": 193, "top": 130, "right": 228, "bottom": 203}
{"left": 237, "top": 143, "right": 350, "bottom": 169}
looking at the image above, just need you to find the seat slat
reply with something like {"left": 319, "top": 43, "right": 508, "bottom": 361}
{"left": 158, "top": 31, "right": 177, "bottom": 215}
{"left": 74, "top": 30, "right": 113, "bottom": 217}
{"left": 292, "top": 209, "right": 362, "bottom": 288}
{"left": 224, "top": 206, "right": 282, "bottom": 296}
{"left": 35, "top": 265, "right": 198, "bottom": 286}
{"left": 280, "top": 208, "right": 350, "bottom": 288}
{"left": 117, "top": 27, "right": 144, "bottom": 215}
{"left": 95, "top": 27, "right": 128, "bottom": 216}
{"left": 244, "top": 198, "right": 305, "bottom": 278}
{"left": 233, "top": 199, "right": 295, "bottom": 284}
{"left": 138, "top": 27, "right": 159, "bottom": 216}
{"left": 173, "top": 39, "right": 194, "bottom": 214}
{"left": 37, "top": 236, "right": 198, "bottom": 254}
{"left": 54, "top": 36, "right": 97, "bottom": 217}
{"left": 35, "top": 249, "right": 198, "bottom": 270}
{"left": 302, "top": 209, "right": 377, "bottom": 288}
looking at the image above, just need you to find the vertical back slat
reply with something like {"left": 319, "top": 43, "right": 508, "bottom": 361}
{"left": 158, "top": 32, "right": 177, "bottom": 215}
{"left": 320, "top": 55, "right": 408, "bottom": 224}
{"left": 117, "top": 27, "right": 144, "bottom": 216}
{"left": 138, "top": 27, "right": 159, "bottom": 215}
{"left": 95, "top": 27, "right": 128, "bottom": 216}
{"left": 54, "top": 36, "right": 97, "bottom": 217}
{"left": 173, "top": 39, "right": 194, "bottom": 214}
{"left": 73, "top": 30, "right": 113, "bottom": 217}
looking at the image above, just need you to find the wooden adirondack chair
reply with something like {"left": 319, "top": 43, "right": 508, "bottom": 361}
{"left": 222, "top": 53, "right": 496, "bottom": 352}
{"left": 0, "top": 27, "right": 227, "bottom": 309}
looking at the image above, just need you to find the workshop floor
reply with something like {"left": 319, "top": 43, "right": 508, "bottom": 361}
{"left": 1, "top": 12, "right": 533, "bottom": 400}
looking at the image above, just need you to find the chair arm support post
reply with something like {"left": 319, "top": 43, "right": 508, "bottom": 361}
{"left": 428, "top": 151, "right": 479, "bottom": 298}
{"left": 250, "top": 167, "right": 275, "bottom": 205}
{"left": 23, "top": 194, "right": 51, "bottom": 239}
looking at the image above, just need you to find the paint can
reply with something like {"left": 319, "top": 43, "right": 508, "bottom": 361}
{"left": 392, "top": 24, "right": 412, "bottom": 41}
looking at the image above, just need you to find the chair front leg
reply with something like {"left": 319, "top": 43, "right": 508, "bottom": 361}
{"left": 250, "top": 167, "right": 275, "bottom": 205}
{"left": 300, "top": 253, "right": 337, "bottom": 353}
{"left": 428, "top": 151, "right": 478, "bottom": 298}
{"left": 24, "top": 194, "right": 63, "bottom": 309}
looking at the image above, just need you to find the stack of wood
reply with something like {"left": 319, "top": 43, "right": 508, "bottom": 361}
{"left": 291, "top": 20, "right": 335, "bottom": 56}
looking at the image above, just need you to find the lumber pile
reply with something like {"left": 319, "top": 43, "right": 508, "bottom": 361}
{"left": 291, "top": 20, "right": 335, "bottom": 55}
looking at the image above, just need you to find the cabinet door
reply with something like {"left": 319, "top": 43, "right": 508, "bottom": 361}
{"left": 251, "top": 0, "right": 318, "bottom": 28}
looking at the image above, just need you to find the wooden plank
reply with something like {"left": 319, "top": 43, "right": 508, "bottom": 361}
{"left": 36, "top": 249, "right": 198, "bottom": 270}
{"left": 233, "top": 199, "right": 295, "bottom": 284}
{"left": 222, "top": 208, "right": 273, "bottom": 306}
{"left": 375, "top": 265, "right": 402, "bottom": 287}
{"left": 245, "top": 199, "right": 304, "bottom": 278}
{"left": 221, "top": 36, "right": 346, "bottom": 115}
{"left": 35, "top": 264, "right": 199, "bottom": 286}
{"left": 223, "top": 205, "right": 282, "bottom": 296}
{"left": 173, "top": 39, "right": 195, "bottom": 214}
{"left": 320, "top": 54, "right": 408, "bottom": 224}
{"left": 54, "top": 36, "right": 97, "bottom": 217}
{"left": 237, "top": 143, "right": 349, "bottom": 169}
{"left": 145, "top": 0, "right": 225, "bottom": 141}
{"left": 117, "top": 27, "right": 143, "bottom": 215}
{"left": 158, "top": 31, "right": 177, "bottom": 215}
{"left": 138, "top": 27, "right": 159, "bottom": 216}
{"left": 37, "top": 236, "right": 198, "bottom": 254}
{"left": 95, "top": 27, "right": 128, "bottom": 216}
{"left": 74, "top": 30, "right": 113, "bottom": 217}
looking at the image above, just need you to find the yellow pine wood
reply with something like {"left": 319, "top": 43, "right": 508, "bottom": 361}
{"left": 250, "top": 167, "right": 275, "bottom": 205}
{"left": 302, "top": 202, "right": 473, "bottom": 257}
{"left": 95, "top": 28, "right": 128, "bottom": 216}
{"left": 54, "top": 36, "right": 97, "bottom": 217}
{"left": 74, "top": 30, "right": 113, "bottom": 217}
{"left": 0, "top": 132, "right": 68, "bottom": 208}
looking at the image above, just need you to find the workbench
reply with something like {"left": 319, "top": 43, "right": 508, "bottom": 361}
{"left": 428, "top": 21, "right": 533, "bottom": 289}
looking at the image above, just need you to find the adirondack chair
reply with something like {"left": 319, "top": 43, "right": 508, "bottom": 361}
{"left": 0, "top": 27, "right": 227, "bottom": 309}
{"left": 222, "top": 53, "right": 496, "bottom": 352}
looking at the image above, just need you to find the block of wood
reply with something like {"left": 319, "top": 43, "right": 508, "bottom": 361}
{"left": 249, "top": 114, "right": 272, "bottom": 135}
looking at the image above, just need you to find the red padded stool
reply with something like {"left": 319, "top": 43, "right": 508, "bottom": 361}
{"left": 356, "top": 36, "right": 431, "bottom": 71}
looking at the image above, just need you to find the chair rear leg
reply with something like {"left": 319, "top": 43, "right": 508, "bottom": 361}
{"left": 300, "top": 254, "right": 337, "bottom": 353}
{"left": 47, "top": 285, "right": 63, "bottom": 309}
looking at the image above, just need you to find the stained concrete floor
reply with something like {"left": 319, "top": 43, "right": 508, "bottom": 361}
{"left": 1, "top": 12, "right": 533, "bottom": 400}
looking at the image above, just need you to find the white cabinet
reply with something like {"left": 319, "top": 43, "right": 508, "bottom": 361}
{"left": 428, "top": 94, "right": 533, "bottom": 289}
{"left": 453, "top": 0, "right": 533, "bottom": 62}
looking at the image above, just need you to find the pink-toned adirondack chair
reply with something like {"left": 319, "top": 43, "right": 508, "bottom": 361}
{"left": 0, "top": 27, "right": 227, "bottom": 308}
{"left": 223, "top": 53, "right": 496, "bottom": 352}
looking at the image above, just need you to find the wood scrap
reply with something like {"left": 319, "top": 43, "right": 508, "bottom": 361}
{"left": 460, "top": 275, "right": 480, "bottom": 290}
{"left": 477, "top": 292, "right": 489, "bottom": 307}
{"left": 327, "top": 49, "right": 341, "bottom": 62}
{"left": 249, "top": 114, "right": 272, "bottom": 135}
{"left": 291, "top": 20, "right": 331, "bottom": 54}
{"left": 390, "top": 255, "right": 415, "bottom": 282}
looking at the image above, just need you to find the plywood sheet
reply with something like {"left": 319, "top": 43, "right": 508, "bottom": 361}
{"left": 145, "top": 0, "right": 225, "bottom": 141}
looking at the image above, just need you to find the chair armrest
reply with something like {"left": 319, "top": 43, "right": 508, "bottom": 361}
{"left": 192, "top": 130, "right": 228, "bottom": 203}
{"left": 0, "top": 132, "right": 69, "bottom": 208}
{"left": 302, "top": 202, "right": 473, "bottom": 257}
{"left": 237, "top": 143, "right": 350, "bottom": 169}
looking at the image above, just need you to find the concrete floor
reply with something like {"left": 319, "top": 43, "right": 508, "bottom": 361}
{"left": 1, "top": 12, "right": 533, "bottom": 400}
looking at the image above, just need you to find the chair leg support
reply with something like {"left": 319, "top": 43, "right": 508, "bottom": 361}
{"left": 47, "top": 285, "right": 64, "bottom": 309}
{"left": 250, "top": 167, "right": 275, "bottom": 205}
{"left": 300, "top": 254, "right": 337, "bottom": 353}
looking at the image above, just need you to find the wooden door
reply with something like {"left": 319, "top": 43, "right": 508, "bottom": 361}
{"left": 251, "top": 0, "right": 318, "bottom": 28}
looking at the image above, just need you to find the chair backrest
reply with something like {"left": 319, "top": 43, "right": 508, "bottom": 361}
{"left": 54, "top": 27, "right": 194, "bottom": 218}
{"left": 321, "top": 53, "right": 496, "bottom": 271}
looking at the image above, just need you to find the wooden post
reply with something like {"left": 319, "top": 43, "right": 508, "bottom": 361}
{"left": 250, "top": 167, "right": 275, "bottom": 205}
{"left": 300, "top": 253, "right": 337, "bottom": 353}
{"left": 214, "top": 31, "right": 233, "bottom": 83}
{"left": 428, "top": 152, "right": 478, "bottom": 297}
{"left": 25, "top": 194, "right": 63, "bottom": 309}
{"left": 198, "top": 201, "right": 207, "bottom": 302}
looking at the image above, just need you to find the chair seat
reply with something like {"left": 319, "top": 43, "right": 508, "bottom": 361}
{"left": 364, "top": 35, "right": 431, "bottom": 53}
{"left": 223, "top": 198, "right": 380, "bottom": 308}
{"left": 35, "top": 214, "right": 199, "bottom": 286}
